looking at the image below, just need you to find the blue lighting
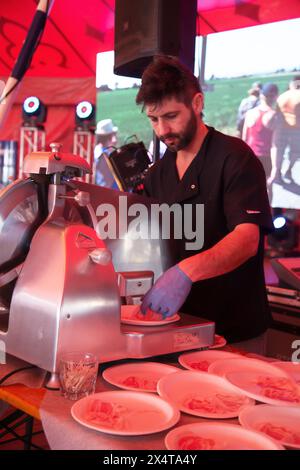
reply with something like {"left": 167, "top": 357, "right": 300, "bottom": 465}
{"left": 273, "top": 216, "right": 286, "bottom": 229}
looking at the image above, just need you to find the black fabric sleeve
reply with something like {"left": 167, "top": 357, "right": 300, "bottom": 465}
{"left": 223, "top": 150, "right": 273, "bottom": 233}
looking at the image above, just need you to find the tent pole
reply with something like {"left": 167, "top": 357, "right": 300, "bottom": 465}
{"left": 199, "top": 36, "right": 207, "bottom": 88}
{"left": 0, "top": 0, "right": 54, "bottom": 130}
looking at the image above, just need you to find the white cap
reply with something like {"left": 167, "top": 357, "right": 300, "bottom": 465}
{"left": 95, "top": 118, "right": 118, "bottom": 135}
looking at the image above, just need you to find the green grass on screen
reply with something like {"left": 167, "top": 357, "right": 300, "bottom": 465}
{"left": 96, "top": 73, "right": 295, "bottom": 150}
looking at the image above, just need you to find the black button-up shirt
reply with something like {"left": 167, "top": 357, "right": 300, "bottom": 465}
{"left": 144, "top": 126, "right": 273, "bottom": 342}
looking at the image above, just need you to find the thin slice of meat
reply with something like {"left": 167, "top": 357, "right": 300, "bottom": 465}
{"left": 189, "top": 361, "right": 210, "bottom": 372}
{"left": 178, "top": 435, "right": 215, "bottom": 450}
{"left": 259, "top": 422, "right": 300, "bottom": 445}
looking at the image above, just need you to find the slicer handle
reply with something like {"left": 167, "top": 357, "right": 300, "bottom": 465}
{"left": 58, "top": 191, "right": 90, "bottom": 207}
{"left": 88, "top": 248, "right": 112, "bottom": 265}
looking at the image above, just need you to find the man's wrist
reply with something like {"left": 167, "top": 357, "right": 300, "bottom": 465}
{"left": 177, "top": 262, "right": 194, "bottom": 283}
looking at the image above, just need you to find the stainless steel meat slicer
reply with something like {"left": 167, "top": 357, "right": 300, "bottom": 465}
{"left": 0, "top": 144, "right": 214, "bottom": 387}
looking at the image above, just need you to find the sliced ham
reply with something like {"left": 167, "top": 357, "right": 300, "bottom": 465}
{"left": 178, "top": 435, "right": 215, "bottom": 450}
{"left": 189, "top": 361, "right": 210, "bottom": 372}
{"left": 259, "top": 422, "right": 300, "bottom": 445}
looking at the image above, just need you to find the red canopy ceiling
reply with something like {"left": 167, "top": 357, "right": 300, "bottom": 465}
{"left": 0, "top": 0, "right": 299, "bottom": 78}
{"left": 197, "top": 0, "right": 300, "bottom": 34}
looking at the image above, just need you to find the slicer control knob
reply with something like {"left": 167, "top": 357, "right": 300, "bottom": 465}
{"left": 89, "top": 248, "right": 112, "bottom": 265}
{"left": 58, "top": 191, "right": 90, "bottom": 207}
{"left": 50, "top": 142, "right": 63, "bottom": 153}
{"left": 74, "top": 191, "right": 90, "bottom": 207}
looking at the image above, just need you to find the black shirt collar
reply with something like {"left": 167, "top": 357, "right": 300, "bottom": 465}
{"left": 162, "top": 126, "right": 214, "bottom": 204}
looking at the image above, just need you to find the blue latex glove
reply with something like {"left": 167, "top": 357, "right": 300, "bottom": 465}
{"left": 141, "top": 265, "right": 192, "bottom": 318}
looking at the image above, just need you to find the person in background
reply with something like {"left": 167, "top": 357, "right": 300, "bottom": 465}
{"left": 236, "top": 82, "right": 262, "bottom": 137}
{"left": 94, "top": 118, "right": 119, "bottom": 188}
{"left": 242, "top": 83, "right": 279, "bottom": 189}
{"left": 136, "top": 56, "right": 273, "bottom": 354}
{"left": 270, "top": 75, "right": 300, "bottom": 184}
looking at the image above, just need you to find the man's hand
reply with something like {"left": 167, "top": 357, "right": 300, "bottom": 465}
{"left": 140, "top": 265, "right": 192, "bottom": 318}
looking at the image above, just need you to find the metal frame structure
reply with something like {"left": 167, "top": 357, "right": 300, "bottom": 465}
{"left": 19, "top": 126, "right": 46, "bottom": 178}
{"left": 0, "top": 409, "right": 43, "bottom": 450}
{"left": 73, "top": 129, "right": 95, "bottom": 183}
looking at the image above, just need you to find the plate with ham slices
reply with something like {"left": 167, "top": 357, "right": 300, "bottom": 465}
{"left": 273, "top": 361, "right": 300, "bottom": 385}
{"left": 121, "top": 305, "right": 180, "bottom": 326}
{"left": 209, "top": 334, "right": 227, "bottom": 349}
{"left": 178, "top": 350, "right": 243, "bottom": 373}
{"left": 221, "top": 358, "right": 300, "bottom": 407}
{"left": 71, "top": 390, "right": 180, "bottom": 436}
{"left": 157, "top": 370, "right": 255, "bottom": 419}
{"left": 239, "top": 404, "right": 300, "bottom": 449}
{"left": 102, "top": 362, "right": 180, "bottom": 392}
{"left": 165, "top": 422, "right": 284, "bottom": 450}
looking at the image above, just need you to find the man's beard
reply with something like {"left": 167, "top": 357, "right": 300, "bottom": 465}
{"left": 160, "top": 110, "right": 197, "bottom": 152}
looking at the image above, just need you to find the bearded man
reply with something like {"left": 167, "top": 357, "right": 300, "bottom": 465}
{"left": 136, "top": 56, "right": 273, "bottom": 354}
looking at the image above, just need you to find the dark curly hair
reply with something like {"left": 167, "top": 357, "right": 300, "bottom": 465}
{"left": 136, "top": 55, "right": 202, "bottom": 109}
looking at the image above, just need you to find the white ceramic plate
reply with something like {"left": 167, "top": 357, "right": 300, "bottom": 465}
{"left": 210, "top": 334, "right": 227, "bottom": 349}
{"left": 121, "top": 305, "right": 180, "bottom": 326}
{"left": 157, "top": 370, "right": 254, "bottom": 419}
{"left": 209, "top": 356, "right": 292, "bottom": 379}
{"left": 165, "top": 422, "right": 284, "bottom": 450}
{"left": 274, "top": 361, "right": 300, "bottom": 384}
{"left": 239, "top": 404, "right": 300, "bottom": 449}
{"left": 221, "top": 358, "right": 300, "bottom": 407}
{"left": 178, "top": 350, "right": 243, "bottom": 372}
{"left": 71, "top": 390, "right": 180, "bottom": 436}
{"left": 102, "top": 362, "right": 180, "bottom": 392}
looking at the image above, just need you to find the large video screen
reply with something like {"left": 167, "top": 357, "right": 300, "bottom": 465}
{"left": 96, "top": 19, "right": 300, "bottom": 209}
{"left": 239, "top": 76, "right": 300, "bottom": 210}
{"left": 200, "top": 19, "right": 300, "bottom": 210}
